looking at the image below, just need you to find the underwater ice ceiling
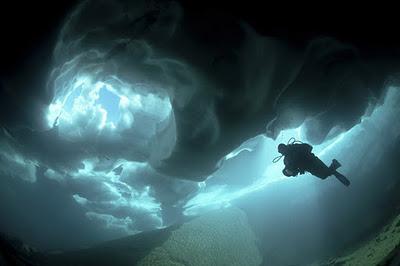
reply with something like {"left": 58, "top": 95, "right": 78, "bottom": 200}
{"left": 0, "top": 0, "right": 399, "bottom": 250}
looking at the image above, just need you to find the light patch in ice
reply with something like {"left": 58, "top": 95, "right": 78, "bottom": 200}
{"left": 0, "top": 137, "right": 38, "bottom": 183}
{"left": 68, "top": 158, "right": 163, "bottom": 233}
{"left": 46, "top": 75, "right": 172, "bottom": 140}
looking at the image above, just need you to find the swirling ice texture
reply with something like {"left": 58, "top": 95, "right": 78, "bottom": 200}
{"left": 46, "top": 0, "right": 378, "bottom": 181}
{"left": 1, "top": 84, "right": 398, "bottom": 249}
{"left": 47, "top": 43, "right": 180, "bottom": 164}
{"left": 44, "top": 0, "right": 226, "bottom": 177}
{"left": 31, "top": 0, "right": 202, "bottom": 234}
{"left": 0, "top": 0, "right": 397, "bottom": 251}
{"left": 47, "top": 68, "right": 175, "bottom": 164}
{"left": 0, "top": 0, "right": 210, "bottom": 243}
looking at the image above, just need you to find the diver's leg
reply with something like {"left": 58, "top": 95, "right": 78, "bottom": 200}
{"left": 307, "top": 156, "right": 350, "bottom": 185}
{"left": 306, "top": 156, "right": 332, "bottom": 179}
{"left": 333, "top": 171, "right": 350, "bottom": 187}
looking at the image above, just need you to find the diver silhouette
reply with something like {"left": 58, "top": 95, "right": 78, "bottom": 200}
{"left": 276, "top": 140, "right": 350, "bottom": 186}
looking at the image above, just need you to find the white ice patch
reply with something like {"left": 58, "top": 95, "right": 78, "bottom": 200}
{"left": 44, "top": 168, "right": 65, "bottom": 183}
{"left": 68, "top": 158, "right": 163, "bottom": 233}
{"left": 85, "top": 212, "right": 138, "bottom": 234}
{"left": 46, "top": 76, "right": 172, "bottom": 141}
{"left": 0, "top": 134, "right": 38, "bottom": 183}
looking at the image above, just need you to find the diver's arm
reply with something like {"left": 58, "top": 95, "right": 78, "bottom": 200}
{"left": 283, "top": 167, "right": 298, "bottom": 177}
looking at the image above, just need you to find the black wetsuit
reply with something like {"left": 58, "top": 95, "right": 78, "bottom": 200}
{"left": 282, "top": 143, "right": 334, "bottom": 179}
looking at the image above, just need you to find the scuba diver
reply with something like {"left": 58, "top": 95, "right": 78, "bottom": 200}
{"left": 274, "top": 138, "right": 350, "bottom": 186}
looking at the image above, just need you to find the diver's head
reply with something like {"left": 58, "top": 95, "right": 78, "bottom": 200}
{"left": 278, "top": 143, "right": 287, "bottom": 155}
